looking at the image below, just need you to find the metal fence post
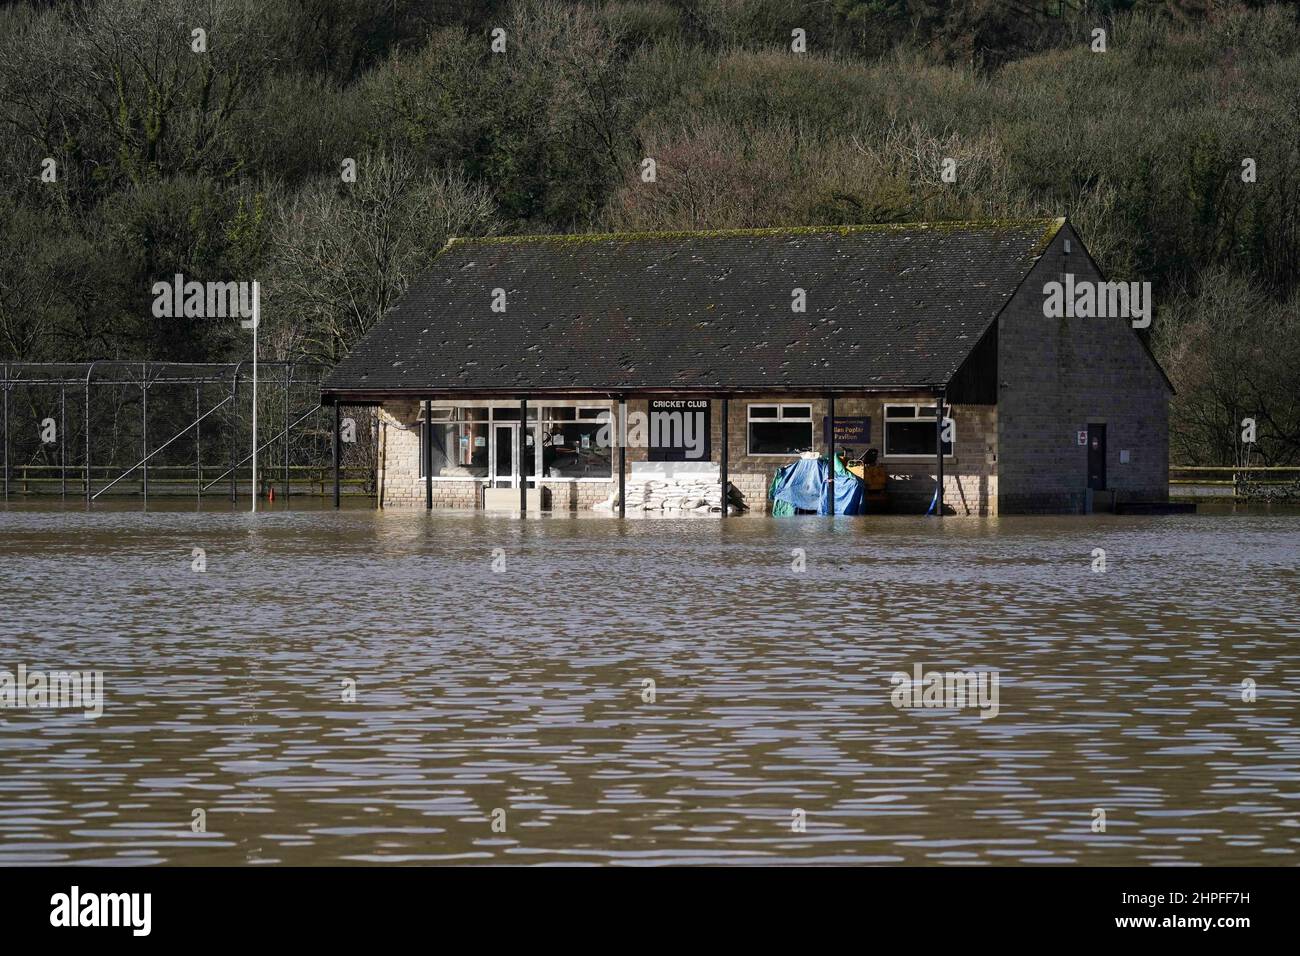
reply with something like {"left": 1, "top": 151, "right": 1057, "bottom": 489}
{"left": 2, "top": 364, "right": 8, "bottom": 503}
{"left": 141, "top": 365, "right": 148, "bottom": 503}
{"left": 60, "top": 385, "right": 66, "bottom": 498}
{"left": 230, "top": 367, "right": 240, "bottom": 503}
{"left": 196, "top": 385, "right": 202, "bottom": 502}
{"left": 84, "top": 363, "right": 94, "bottom": 503}
{"left": 284, "top": 363, "right": 291, "bottom": 502}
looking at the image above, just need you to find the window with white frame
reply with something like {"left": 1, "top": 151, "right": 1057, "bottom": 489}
{"left": 539, "top": 406, "right": 611, "bottom": 479}
{"left": 883, "top": 404, "right": 953, "bottom": 458}
{"left": 747, "top": 404, "right": 814, "bottom": 456}
{"left": 418, "top": 406, "right": 493, "bottom": 479}
{"left": 417, "top": 404, "right": 611, "bottom": 480}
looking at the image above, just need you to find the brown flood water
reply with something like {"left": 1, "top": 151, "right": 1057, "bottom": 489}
{"left": 0, "top": 501, "right": 1298, "bottom": 866}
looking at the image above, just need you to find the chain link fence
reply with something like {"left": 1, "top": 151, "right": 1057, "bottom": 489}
{"left": 0, "top": 362, "right": 374, "bottom": 501}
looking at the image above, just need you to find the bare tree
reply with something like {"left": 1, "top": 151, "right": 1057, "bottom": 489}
{"left": 1156, "top": 268, "right": 1300, "bottom": 467}
{"left": 269, "top": 153, "right": 498, "bottom": 365}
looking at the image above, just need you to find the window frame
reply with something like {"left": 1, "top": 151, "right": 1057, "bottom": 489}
{"left": 538, "top": 405, "right": 613, "bottom": 481}
{"left": 882, "top": 403, "right": 955, "bottom": 460}
{"left": 746, "top": 403, "right": 815, "bottom": 457}
{"left": 414, "top": 403, "right": 614, "bottom": 482}
{"left": 418, "top": 417, "right": 489, "bottom": 480}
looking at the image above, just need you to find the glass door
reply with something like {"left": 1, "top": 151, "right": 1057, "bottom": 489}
{"left": 523, "top": 424, "right": 539, "bottom": 487}
{"left": 490, "top": 423, "right": 518, "bottom": 488}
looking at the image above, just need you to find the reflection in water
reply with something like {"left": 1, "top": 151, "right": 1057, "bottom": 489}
{"left": 0, "top": 502, "right": 1297, "bottom": 865}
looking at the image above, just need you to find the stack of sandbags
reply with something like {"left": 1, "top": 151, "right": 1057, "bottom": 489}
{"left": 593, "top": 477, "right": 747, "bottom": 516}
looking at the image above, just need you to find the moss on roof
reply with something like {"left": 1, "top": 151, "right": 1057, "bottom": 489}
{"left": 447, "top": 217, "right": 1066, "bottom": 252}
{"left": 329, "top": 216, "right": 1073, "bottom": 394}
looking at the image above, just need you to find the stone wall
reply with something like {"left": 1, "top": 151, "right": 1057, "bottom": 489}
{"left": 375, "top": 395, "right": 1000, "bottom": 515}
{"left": 377, "top": 399, "right": 614, "bottom": 510}
{"left": 997, "top": 224, "right": 1171, "bottom": 513}
{"left": 871, "top": 403, "right": 998, "bottom": 516}
{"left": 615, "top": 396, "right": 994, "bottom": 514}
{"left": 539, "top": 479, "right": 615, "bottom": 511}
{"left": 717, "top": 395, "right": 997, "bottom": 515}
{"left": 376, "top": 400, "right": 479, "bottom": 508}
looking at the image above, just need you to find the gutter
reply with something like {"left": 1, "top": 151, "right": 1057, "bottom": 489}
{"left": 319, "top": 383, "right": 951, "bottom": 405}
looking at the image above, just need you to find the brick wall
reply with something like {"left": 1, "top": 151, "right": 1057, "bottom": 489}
{"left": 376, "top": 395, "right": 999, "bottom": 514}
{"left": 540, "top": 479, "right": 615, "bottom": 510}
{"left": 997, "top": 224, "right": 1171, "bottom": 513}
{"left": 377, "top": 400, "right": 614, "bottom": 510}
{"left": 634, "top": 392, "right": 998, "bottom": 515}
{"left": 714, "top": 395, "right": 996, "bottom": 515}
{"left": 377, "top": 400, "right": 479, "bottom": 508}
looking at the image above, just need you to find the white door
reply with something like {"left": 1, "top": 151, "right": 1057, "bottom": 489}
{"left": 490, "top": 423, "right": 518, "bottom": 488}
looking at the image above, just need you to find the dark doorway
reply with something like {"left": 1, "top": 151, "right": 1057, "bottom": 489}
{"left": 1087, "top": 424, "right": 1107, "bottom": 490}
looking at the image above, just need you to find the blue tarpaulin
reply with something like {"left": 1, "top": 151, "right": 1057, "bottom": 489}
{"left": 770, "top": 455, "right": 865, "bottom": 515}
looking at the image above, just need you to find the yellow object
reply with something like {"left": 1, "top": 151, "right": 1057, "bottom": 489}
{"left": 862, "top": 465, "right": 888, "bottom": 493}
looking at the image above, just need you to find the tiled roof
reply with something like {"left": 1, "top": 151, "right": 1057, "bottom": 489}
{"left": 322, "top": 218, "right": 1064, "bottom": 395}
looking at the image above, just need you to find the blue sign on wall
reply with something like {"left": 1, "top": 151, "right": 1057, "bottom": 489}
{"left": 823, "top": 416, "right": 871, "bottom": 446}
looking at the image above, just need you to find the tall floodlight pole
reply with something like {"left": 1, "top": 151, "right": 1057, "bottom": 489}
{"left": 248, "top": 281, "right": 260, "bottom": 514}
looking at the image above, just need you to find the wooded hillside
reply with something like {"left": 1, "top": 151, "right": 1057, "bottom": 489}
{"left": 1, "top": 0, "right": 1296, "bottom": 464}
